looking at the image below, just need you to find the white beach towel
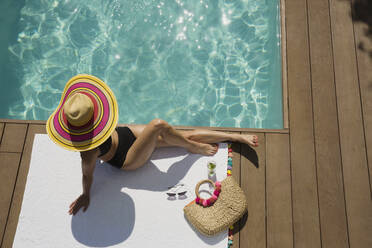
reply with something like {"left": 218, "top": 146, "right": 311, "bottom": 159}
{"left": 13, "top": 134, "right": 228, "bottom": 248}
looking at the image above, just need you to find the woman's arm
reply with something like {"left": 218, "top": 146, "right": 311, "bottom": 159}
{"left": 81, "top": 149, "right": 99, "bottom": 195}
{"left": 68, "top": 148, "right": 99, "bottom": 215}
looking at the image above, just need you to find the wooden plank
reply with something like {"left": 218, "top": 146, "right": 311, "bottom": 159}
{"left": 329, "top": 0, "right": 372, "bottom": 247}
{"left": 285, "top": 0, "right": 321, "bottom": 246}
{"left": 266, "top": 133, "right": 292, "bottom": 248}
{"left": 0, "top": 124, "right": 28, "bottom": 153}
{"left": 231, "top": 140, "right": 241, "bottom": 248}
{"left": 240, "top": 133, "right": 266, "bottom": 248}
{"left": 352, "top": 0, "right": 372, "bottom": 196}
{"left": 0, "top": 153, "right": 21, "bottom": 246}
{"left": 307, "top": 0, "right": 350, "bottom": 247}
{"left": 0, "top": 119, "right": 46, "bottom": 125}
{"left": 1, "top": 125, "right": 46, "bottom": 248}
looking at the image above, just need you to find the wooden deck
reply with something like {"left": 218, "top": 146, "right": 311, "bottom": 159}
{"left": 1, "top": 0, "right": 372, "bottom": 247}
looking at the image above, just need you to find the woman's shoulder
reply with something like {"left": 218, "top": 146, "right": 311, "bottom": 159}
{"left": 80, "top": 148, "right": 100, "bottom": 161}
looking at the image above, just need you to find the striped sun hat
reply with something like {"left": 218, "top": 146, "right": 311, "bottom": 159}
{"left": 46, "top": 74, "right": 118, "bottom": 152}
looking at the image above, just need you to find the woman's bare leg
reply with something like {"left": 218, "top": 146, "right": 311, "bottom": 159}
{"left": 182, "top": 129, "right": 259, "bottom": 147}
{"left": 123, "top": 119, "right": 218, "bottom": 171}
{"left": 127, "top": 124, "right": 174, "bottom": 148}
{"left": 129, "top": 125, "right": 259, "bottom": 147}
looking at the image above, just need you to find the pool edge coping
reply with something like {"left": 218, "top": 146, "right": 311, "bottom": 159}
{"left": 280, "top": 0, "right": 289, "bottom": 130}
{"left": 0, "top": 119, "right": 289, "bottom": 134}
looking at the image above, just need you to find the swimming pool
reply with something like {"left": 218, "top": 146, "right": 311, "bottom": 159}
{"left": 1, "top": 0, "right": 283, "bottom": 129}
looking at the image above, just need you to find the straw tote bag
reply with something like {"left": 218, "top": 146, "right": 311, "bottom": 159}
{"left": 183, "top": 176, "right": 247, "bottom": 236}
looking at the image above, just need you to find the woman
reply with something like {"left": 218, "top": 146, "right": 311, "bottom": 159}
{"left": 46, "top": 75, "right": 258, "bottom": 215}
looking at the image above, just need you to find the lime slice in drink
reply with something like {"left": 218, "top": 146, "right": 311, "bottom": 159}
{"left": 208, "top": 162, "right": 216, "bottom": 170}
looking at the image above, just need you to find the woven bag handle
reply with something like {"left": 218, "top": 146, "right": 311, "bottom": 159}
{"left": 195, "top": 179, "right": 215, "bottom": 198}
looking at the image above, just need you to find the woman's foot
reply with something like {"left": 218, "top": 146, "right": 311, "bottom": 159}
{"left": 187, "top": 142, "right": 218, "bottom": 156}
{"left": 237, "top": 134, "right": 259, "bottom": 147}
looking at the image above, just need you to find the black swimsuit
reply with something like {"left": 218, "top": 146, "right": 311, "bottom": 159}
{"left": 98, "top": 126, "right": 137, "bottom": 169}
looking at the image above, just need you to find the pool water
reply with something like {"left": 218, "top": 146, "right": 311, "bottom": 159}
{"left": 1, "top": 0, "right": 283, "bottom": 129}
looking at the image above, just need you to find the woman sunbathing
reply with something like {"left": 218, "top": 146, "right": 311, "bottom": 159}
{"left": 46, "top": 75, "right": 258, "bottom": 215}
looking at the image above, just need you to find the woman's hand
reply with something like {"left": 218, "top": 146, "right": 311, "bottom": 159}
{"left": 68, "top": 194, "right": 90, "bottom": 215}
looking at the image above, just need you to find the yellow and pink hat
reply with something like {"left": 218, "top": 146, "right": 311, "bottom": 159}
{"left": 46, "top": 74, "right": 118, "bottom": 152}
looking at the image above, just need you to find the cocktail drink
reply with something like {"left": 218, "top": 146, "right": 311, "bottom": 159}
{"left": 207, "top": 160, "right": 216, "bottom": 177}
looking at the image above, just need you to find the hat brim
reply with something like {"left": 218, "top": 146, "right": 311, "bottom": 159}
{"left": 46, "top": 74, "right": 118, "bottom": 152}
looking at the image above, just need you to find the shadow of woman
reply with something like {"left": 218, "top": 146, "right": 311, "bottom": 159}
{"left": 241, "top": 143, "right": 260, "bottom": 168}
{"left": 71, "top": 147, "right": 204, "bottom": 246}
{"left": 71, "top": 164, "right": 135, "bottom": 247}
{"left": 349, "top": 0, "right": 372, "bottom": 62}
{"left": 113, "top": 147, "right": 201, "bottom": 192}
